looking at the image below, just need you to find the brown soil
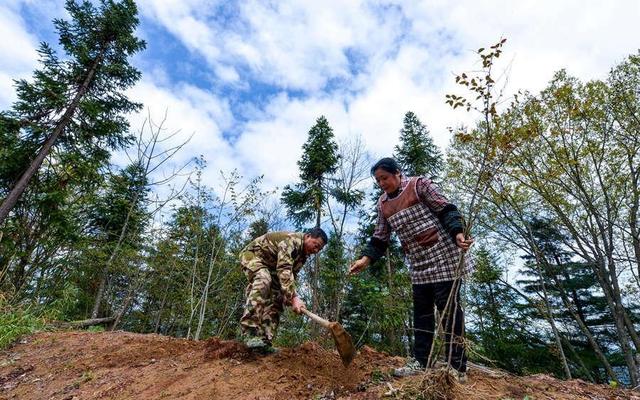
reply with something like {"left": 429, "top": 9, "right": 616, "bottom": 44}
{"left": 0, "top": 331, "right": 637, "bottom": 399}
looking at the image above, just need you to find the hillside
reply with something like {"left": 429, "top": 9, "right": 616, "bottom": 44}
{"left": 0, "top": 331, "right": 637, "bottom": 400}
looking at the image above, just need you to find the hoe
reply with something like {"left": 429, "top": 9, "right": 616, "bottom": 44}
{"left": 301, "top": 308, "right": 355, "bottom": 367}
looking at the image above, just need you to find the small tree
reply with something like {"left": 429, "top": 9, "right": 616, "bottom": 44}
{"left": 282, "top": 116, "right": 339, "bottom": 228}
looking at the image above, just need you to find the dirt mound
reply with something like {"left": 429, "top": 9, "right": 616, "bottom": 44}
{"left": 0, "top": 331, "right": 390, "bottom": 399}
{"left": 0, "top": 331, "right": 637, "bottom": 399}
{"left": 204, "top": 337, "right": 252, "bottom": 360}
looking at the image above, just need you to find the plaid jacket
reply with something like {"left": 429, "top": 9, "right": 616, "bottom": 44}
{"left": 363, "top": 176, "right": 473, "bottom": 284}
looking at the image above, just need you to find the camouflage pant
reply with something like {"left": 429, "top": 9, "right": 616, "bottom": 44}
{"left": 239, "top": 253, "right": 284, "bottom": 343}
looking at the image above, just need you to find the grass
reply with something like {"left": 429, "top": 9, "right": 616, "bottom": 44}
{"left": 0, "top": 297, "right": 46, "bottom": 349}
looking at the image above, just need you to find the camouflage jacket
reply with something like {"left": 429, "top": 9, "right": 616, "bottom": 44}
{"left": 240, "top": 231, "right": 307, "bottom": 301}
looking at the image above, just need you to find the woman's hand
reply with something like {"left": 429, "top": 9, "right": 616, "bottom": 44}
{"left": 349, "top": 256, "right": 371, "bottom": 275}
{"left": 291, "top": 296, "right": 306, "bottom": 314}
{"left": 455, "top": 233, "right": 474, "bottom": 251}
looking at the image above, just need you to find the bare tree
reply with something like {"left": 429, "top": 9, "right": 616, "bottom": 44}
{"left": 92, "top": 111, "right": 191, "bottom": 319}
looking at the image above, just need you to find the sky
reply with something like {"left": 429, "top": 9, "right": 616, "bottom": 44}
{"left": 1, "top": 0, "right": 640, "bottom": 196}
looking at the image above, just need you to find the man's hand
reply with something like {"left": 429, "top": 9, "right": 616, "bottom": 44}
{"left": 455, "top": 233, "right": 474, "bottom": 251}
{"left": 291, "top": 296, "right": 306, "bottom": 314}
{"left": 349, "top": 256, "right": 370, "bottom": 276}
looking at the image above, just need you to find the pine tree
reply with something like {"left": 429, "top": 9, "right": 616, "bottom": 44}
{"left": 247, "top": 218, "right": 269, "bottom": 240}
{"left": 467, "top": 247, "right": 565, "bottom": 376}
{"left": 282, "top": 115, "right": 339, "bottom": 315}
{"left": 319, "top": 234, "right": 347, "bottom": 320}
{"left": 0, "top": 0, "right": 145, "bottom": 224}
{"left": 282, "top": 116, "right": 339, "bottom": 228}
{"left": 516, "top": 218, "right": 620, "bottom": 382}
{"left": 394, "top": 111, "right": 443, "bottom": 178}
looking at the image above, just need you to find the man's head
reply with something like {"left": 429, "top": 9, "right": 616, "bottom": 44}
{"left": 303, "top": 227, "right": 328, "bottom": 255}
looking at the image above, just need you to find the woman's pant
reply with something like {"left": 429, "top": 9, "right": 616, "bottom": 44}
{"left": 412, "top": 280, "right": 467, "bottom": 372}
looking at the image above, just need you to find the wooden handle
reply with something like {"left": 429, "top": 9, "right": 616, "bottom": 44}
{"left": 301, "top": 308, "right": 331, "bottom": 329}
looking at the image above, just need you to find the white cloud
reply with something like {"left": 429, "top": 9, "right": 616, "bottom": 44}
{"left": 407, "top": 0, "right": 640, "bottom": 92}
{"left": 0, "top": 3, "right": 38, "bottom": 108}
{"left": 4, "top": 0, "right": 640, "bottom": 200}
{"left": 125, "top": 75, "right": 236, "bottom": 194}
{"left": 234, "top": 93, "right": 350, "bottom": 189}
{"left": 135, "top": 0, "right": 640, "bottom": 165}
{"left": 221, "top": 0, "right": 640, "bottom": 189}
{"left": 0, "top": 0, "right": 75, "bottom": 109}
{"left": 138, "top": 0, "right": 406, "bottom": 91}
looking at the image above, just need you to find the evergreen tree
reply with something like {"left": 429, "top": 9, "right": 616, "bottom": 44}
{"left": 517, "top": 218, "right": 621, "bottom": 382}
{"left": 393, "top": 111, "right": 443, "bottom": 178}
{"left": 281, "top": 116, "right": 339, "bottom": 228}
{"left": 0, "top": 0, "right": 145, "bottom": 224}
{"left": 281, "top": 115, "right": 339, "bottom": 314}
{"left": 467, "top": 247, "right": 565, "bottom": 376}
{"left": 247, "top": 218, "right": 269, "bottom": 240}
{"left": 318, "top": 234, "right": 347, "bottom": 321}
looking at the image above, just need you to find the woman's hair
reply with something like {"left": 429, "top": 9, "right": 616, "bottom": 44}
{"left": 370, "top": 157, "right": 401, "bottom": 176}
{"left": 305, "top": 227, "right": 328, "bottom": 245}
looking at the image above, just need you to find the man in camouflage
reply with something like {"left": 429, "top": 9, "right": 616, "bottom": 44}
{"left": 239, "top": 227, "right": 328, "bottom": 351}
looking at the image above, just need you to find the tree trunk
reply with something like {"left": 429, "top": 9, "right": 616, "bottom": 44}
{"left": 51, "top": 317, "right": 115, "bottom": 329}
{"left": 91, "top": 169, "right": 147, "bottom": 319}
{"left": 110, "top": 275, "right": 144, "bottom": 331}
{"left": 195, "top": 237, "right": 222, "bottom": 340}
{"left": 501, "top": 275, "right": 573, "bottom": 379}
{"left": 556, "top": 283, "right": 618, "bottom": 382}
{"left": 562, "top": 336, "right": 595, "bottom": 382}
{"left": 607, "top": 249, "right": 640, "bottom": 352}
{"left": 538, "top": 271, "right": 571, "bottom": 379}
{"left": 312, "top": 197, "right": 321, "bottom": 313}
{"left": 186, "top": 238, "right": 201, "bottom": 339}
{"left": 636, "top": 353, "right": 640, "bottom": 389}
{"left": 307, "top": 198, "right": 322, "bottom": 336}
{"left": 154, "top": 285, "right": 170, "bottom": 334}
{"left": 597, "top": 263, "right": 640, "bottom": 386}
{"left": 623, "top": 310, "right": 640, "bottom": 352}
{"left": 91, "top": 268, "right": 108, "bottom": 319}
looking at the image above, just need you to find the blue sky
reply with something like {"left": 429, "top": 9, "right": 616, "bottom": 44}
{"left": 1, "top": 0, "right": 640, "bottom": 195}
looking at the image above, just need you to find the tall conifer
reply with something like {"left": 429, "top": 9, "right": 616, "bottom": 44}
{"left": 0, "top": 0, "right": 145, "bottom": 224}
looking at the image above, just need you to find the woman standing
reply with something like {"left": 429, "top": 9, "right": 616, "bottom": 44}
{"left": 349, "top": 158, "right": 473, "bottom": 381}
